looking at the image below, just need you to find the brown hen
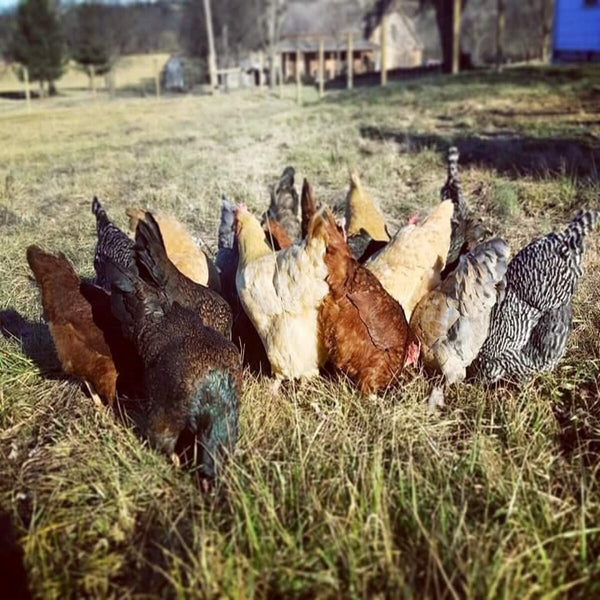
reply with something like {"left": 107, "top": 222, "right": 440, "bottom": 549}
{"left": 317, "top": 210, "right": 419, "bottom": 396}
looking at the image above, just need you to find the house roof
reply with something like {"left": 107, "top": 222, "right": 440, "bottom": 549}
{"left": 280, "top": 0, "right": 366, "bottom": 38}
{"left": 278, "top": 37, "right": 378, "bottom": 54}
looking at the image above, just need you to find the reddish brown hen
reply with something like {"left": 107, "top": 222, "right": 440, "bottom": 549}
{"left": 27, "top": 245, "right": 118, "bottom": 406}
{"left": 263, "top": 217, "right": 293, "bottom": 250}
{"left": 317, "top": 210, "right": 419, "bottom": 396}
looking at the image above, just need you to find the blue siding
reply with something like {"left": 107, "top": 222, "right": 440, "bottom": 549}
{"left": 554, "top": 0, "right": 600, "bottom": 53}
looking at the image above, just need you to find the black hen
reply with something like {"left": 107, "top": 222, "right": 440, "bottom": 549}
{"left": 92, "top": 197, "right": 135, "bottom": 291}
{"left": 476, "top": 210, "right": 598, "bottom": 381}
{"left": 214, "top": 197, "right": 271, "bottom": 375}
{"left": 134, "top": 212, "right": 232, "bottom": 339}
{"left": 265, "top": 166, "right": 301, "bottom": 241}
{"left": 441, "top": 147, "right": 491, "bottom": 275}
{"left": 107, "top": 260, "right": 241, "bottom": 479}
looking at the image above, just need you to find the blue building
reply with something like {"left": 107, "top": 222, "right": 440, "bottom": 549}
{"left": 553, "top": 0, "right": 600, "bottom": 61}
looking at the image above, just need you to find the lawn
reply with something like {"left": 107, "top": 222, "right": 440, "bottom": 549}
{"left": 1, "top": 64, "right": 599, "bottom": 599}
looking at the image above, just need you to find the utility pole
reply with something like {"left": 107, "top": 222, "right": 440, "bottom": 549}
{"left": 380, "top": 14, "right": 387, "bottom": 87}
{"left": 452, "top": 0, "right": 461, "bottom": 75}
{"left": 203, "top": 0, "right": 217, "bottom": 93}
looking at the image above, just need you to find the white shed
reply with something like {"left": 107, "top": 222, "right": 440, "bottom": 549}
{"left": 553, "top": 0, "right": 600, "bottom": 61}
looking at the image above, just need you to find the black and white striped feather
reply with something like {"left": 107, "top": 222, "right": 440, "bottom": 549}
{"left": 92, "top": 197, "right": 135, "bottom": 291}
{"left": 476, "top": 210, "right": 598, "bottom": 381}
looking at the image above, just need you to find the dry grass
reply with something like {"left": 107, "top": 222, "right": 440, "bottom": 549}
{"left": 1, "top": 64, "right": 600, "bottom": 598}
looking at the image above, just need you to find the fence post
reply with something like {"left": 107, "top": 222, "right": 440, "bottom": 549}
{"left": 347, "top": 32, "right": 353, "bottom": 90}
{"left": 259, "top": 50, "right": 264, "bottom": 90}
{"left": 91, "top": 66, "right": 97, "bottom": 100}
{"left": 23, "top": 66, "right": 31, "bottom": 113}
{"left": 318, "top": 39, "right": 324, "bottom": 99}
{"left": 296, "top": 47, "right": 302, "bottom": 105}
{"left": 380, "top": 14, "right": 388, "bottom": 87}
{"left": 278, "top": 58, "right": 284, "bottom": 99}
{"left": 154, "top": 58, "right": 160, "bottom": 99}
{"left": 203, "top": 0, "right": 217, "bottom": 94}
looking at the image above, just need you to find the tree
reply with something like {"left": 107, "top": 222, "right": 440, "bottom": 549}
{"left": 9, "top": 0, "right": 65, "bottom": 95}
{"left": 419, "top": 0, "right": 469, "bottom": 73}
{"left": 67, "top": 4, "right": 119, "bottom": 85}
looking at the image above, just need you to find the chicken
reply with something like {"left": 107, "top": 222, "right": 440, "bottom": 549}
{"left": 476, "top": 210, "right": 599, "bottom": 382}
{"left": 134, "top": 212, "right": 232, "bottom": 339}
{"left": 344, "top": 170, "right": 390, "bottom": 262}
{"left": 215, "top": 197, "right": 271, "bottom": 375}
{"left": 365, "top": 200, "right": 453, "bottom": 320}
{"left": 440, "top": 147, "right": 491, "bottom": 275}
{"left": 301, "top": 178, "right": 318, "bottom": 238}
{"left": 126, "top": 207, "right": 221, "bottom": 291}
{"left": 27, "top": 245, "right": 119, "bottom": 406}
{"left": 92, "top": 197, "right": 135, "bottom": 291}
{"left": 107, "top": 259, "right": 241, "bottom": 480}
{"left": 265, "top": 166, "right": 301, "bottom": 241}
{"left": 263, "top": 217, "right": 293, "bottom": 250}
{"left": 410, "top": 238, "right": 509, "bottom": 385}
{"left": 317, "top": 209, "right": 419, "bottom": 395}
{"left": 235, "top": 204, "right": 329, "bottom": 382}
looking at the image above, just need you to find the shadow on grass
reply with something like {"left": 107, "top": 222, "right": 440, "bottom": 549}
{"left": 552, "top": 378, "right": 600, "bottom": 467}
{"left": 0, "top": 309, "right": 61, "bottom": 376}
{"left": 359, "top": 125, "right": 600, "bottom": 178}
{"left": 0, "top": 509, "right": 31, "bottom": 600}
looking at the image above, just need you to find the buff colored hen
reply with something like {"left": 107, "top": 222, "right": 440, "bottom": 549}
{"left": 126, "top": 207, "right": 221, "bottom": 292}
{"left": 344, "top": 170, "right": 390, "bottom": 262}
{"left": 235, "top": 205, "right": 329, "bottom": 383}
{"left": 365, "top": 200, "right": 453, "bottom": 320}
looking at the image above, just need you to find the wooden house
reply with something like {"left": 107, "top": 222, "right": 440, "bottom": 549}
{"left": 278, "top": 0, "right": 425, "bottom": 82}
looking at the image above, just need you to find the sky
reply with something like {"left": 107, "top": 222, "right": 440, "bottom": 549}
{"left": 0, "top": 0, "right": 153, "bottom": 11}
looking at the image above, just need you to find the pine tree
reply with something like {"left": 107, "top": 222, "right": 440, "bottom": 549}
{"left": 9, "top": 0, "right": 65, "bottom": 95}
{"left": 69, "top": 4, "right": 117, "bottom": 81}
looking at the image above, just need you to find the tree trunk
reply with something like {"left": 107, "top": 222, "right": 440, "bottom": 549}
{"left": 451, "top": 0, "right": 461, "bottom": 74}
{"left": 496, "top": 0, "right": 505, "bottom": 72}
{"left": 540, "top": 0, "right": 552, "bottom": 63}
{"left": 433, "top": 0, "right": 453, "bottom": 73}
{"left": 267, "top": 0, "right": 277, "bottom": 90}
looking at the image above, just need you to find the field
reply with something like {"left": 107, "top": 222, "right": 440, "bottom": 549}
{"left": 1, "top": 65, "right": 600, "bottom": 598}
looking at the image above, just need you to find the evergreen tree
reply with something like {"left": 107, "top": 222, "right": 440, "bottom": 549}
{"left": 68, "top": 4, "right": 117, "bottom": 80}
{"left": 9, "top": 0, "right": 65, "bottom": 95}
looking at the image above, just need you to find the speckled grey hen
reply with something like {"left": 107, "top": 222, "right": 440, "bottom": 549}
{"left": 92, "top": 197, "right": 135, "bottom": 290}
{"left": 411, "top": 238, "right": 509, "bottom": 385}
{"left": 441, "top": 147, "right": 491, "bottom": 275}
{"left": 476, "top": 210, "right": 599, "bottom": 381}
{"left": 107, "top": 260, "right": 241, "bottom": 480}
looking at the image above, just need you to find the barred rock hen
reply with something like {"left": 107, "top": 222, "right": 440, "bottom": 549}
{"left": 107, "top": 260, "right": 241, "bottom": 479}
{"left": 441, "top": 147, "right": 491, "bottom": 275}
{"left": 27, "top": 246, "right": 119, "bottom": 406}
{"left": 365, "top": 200, "right": 453, "bottom": 320}
{"left": 236, "top": 204, "right": 329, "bottom": 383}
{"left": 265, "top": 166, "right": 301, "bottom": 241}
{"left": 317, "top": 209, "right": 419, "bottom": 395}
{"left": 215, "top": 197, "right": 271, "bottom": 374}
{"left": 134, "top": 212, "right": 232, "bottom": 338}
{"left": 126, "top": 207, "right": 221, "bottom": 291}
{"left": 410, "top": 238, "right": 509, "bottom": 386}
{"left": 92, "top": 197, "right": 135, "bottom": 291}
{"left": 344, "top": 170, "right": 390, "bottom": 262}
{"left": 477, "top": 210, "right": 599, "bottom": 381}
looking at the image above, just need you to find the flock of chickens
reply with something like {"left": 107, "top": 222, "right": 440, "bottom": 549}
{"left": 25, "top": 148, "right": 598, "bottom": 483}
